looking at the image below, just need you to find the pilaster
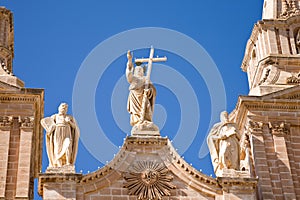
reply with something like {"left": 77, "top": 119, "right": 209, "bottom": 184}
{"left": 15, "top": 117, "right": 34, "bottom": 199}
{"left": 0, "top": 116, "right": 12, "bottom": 199}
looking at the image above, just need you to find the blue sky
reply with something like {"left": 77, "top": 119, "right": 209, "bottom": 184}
{"left": 1, "top": 1, "right": 263, "bottom": 198}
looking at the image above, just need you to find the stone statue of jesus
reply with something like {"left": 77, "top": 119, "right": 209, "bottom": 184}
{"left": 126, "top": 50, "right": 159, "bottom": 135}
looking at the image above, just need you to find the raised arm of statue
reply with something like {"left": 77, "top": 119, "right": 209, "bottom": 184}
{"left": 126, "top": 50, "right": 133, "bottom": 83}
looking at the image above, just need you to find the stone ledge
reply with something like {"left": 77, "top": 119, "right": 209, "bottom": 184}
{"left": 217, "top": 176, "right": 258, "bottom": 191}
{"left": 38, "top": 173, "right": 82, "bottom": 196}
{"left": 124, "top": 135, "right": 168, "bottom": 146}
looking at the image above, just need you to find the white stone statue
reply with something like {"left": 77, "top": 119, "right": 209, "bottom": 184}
{"left": 41, "top": 103, "right": 80, "bottom": 169}
{"left": 207, "top": 111, "right": 240, "bottom": 177}
{"left": 126, "top": 48, "right": 167, "bottom": 135}
{"left": 126, "top": 50, "right": 157, "bottom": 127}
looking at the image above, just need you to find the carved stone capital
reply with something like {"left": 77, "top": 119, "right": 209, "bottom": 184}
{"left": 268, "top": 122, "right": 290, "bottom": 135}
{"left": 247, "top": 120, "right": 264, "bottom": 133}
{"left": 18, "top": 116, "right": 34, "bottom": 128}
{"left": 124, "top": 161, "right": 176, "bottom": 200}
{"left": 0, "top": 116, "right": 13, "bottom": 128}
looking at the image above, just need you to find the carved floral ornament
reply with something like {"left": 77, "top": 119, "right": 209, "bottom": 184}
{"left": 123, "top": 161, "right": 176, "bottom": 200}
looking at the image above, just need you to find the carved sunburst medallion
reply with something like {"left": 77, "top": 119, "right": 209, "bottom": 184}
{"left": 124, "top": 161, "right": 176, "bottom": 200}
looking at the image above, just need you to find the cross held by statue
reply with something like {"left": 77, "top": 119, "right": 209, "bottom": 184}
{"left": 134, "top": 46, "right": 167, "bottom": 87}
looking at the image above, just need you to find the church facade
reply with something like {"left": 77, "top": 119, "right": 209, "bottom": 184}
{"left": 1, "top": 0, "right": 300, "bottom": 199}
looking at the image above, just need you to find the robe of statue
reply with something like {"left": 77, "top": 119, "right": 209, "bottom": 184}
{"left": 207, "top": 121, "right": 240, "bottom": 176}
{"left": 41, "top": 114, "right": 80, "bottom": 168}
{"left": 127, "top": 75, "right": 156, "bottom": 126}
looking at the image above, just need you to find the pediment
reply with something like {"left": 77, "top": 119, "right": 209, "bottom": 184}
{"left": 75, "top": 136, "right": 222, "bottom": 199}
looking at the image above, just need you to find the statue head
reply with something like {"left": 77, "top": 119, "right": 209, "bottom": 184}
{"left": 220, "top": 111, "right": 229, "bottom": 123}
{"left": 58, "top": 103, "right": 68, "bottom": 115}
{"left": 134, "top": 65, "right": 144, "bottom": 77}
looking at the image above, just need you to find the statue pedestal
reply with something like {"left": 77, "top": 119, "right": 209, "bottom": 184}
{"left": 131, "top": 121, "right": 160, "bottom": 136}
{"left": 38, "top": 173, "right": 82, "bottom": 200}
{"left": 46, "top": 165, "right": 76, "bottom": 173}
{"left": 218, "top": 169, "right": 250, "bottom": 178}
{"left": 131, "top": 130, "right": 160, "bottom": 136}
{"left": 216, "top": 176, "right": 258, "bottom": 200}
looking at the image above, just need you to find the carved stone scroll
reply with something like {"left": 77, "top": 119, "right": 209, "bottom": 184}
{"left": 0, "top": 116, "right": 13, "bottom": 128}
{"left": 268, "top": 122, "right": 290, "bottom": 135}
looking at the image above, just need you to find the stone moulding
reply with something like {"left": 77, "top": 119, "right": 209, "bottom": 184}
{"left": 123, "top": 160, "right": 176, "bottom": 200}
{"left": 38, "top": 173, "right": 82, "bottom": 195}
{"left": 39, "top": 136, "right": 224, "bottom": 198}
{"left": 217, "top": 176, "right": 258, "bottom": 193}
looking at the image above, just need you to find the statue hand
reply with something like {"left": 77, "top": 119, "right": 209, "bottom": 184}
{"left": 144, "top": 88, "right": 152, "bottom": 97}
{"left": 65, "top": 117, "right": 71, "bottom": 123}
{"left": 127, "top": 50, "right": 132, "bottom": 61}
{"left": 49, "top": 124, "right": 56, "bottom": 133}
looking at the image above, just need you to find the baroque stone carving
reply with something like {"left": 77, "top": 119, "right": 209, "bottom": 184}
{"left": 124, "top": 161, "right": 176, "bottom": 200}
{"left": 258, "top": 68, "right": 271, "bottom": 85}
{"left": 0, "top": 116, "right": 13, "bottom": 127}
{"left": 286, "top": 73, "right": 300, "bottom": 84}
{"left": 257, "top": 65, "right": 282, "bottom": 87}
{"left": 281, "top": 0, "right": 300, "bottom": 18}
{"left": 247, "top": 120, "right": 264, "bottom": 132}
{"left": 18, "top": 116, "right": 34, "bottom": 128}
{"left": 207, "top": 111, "right": 240, "bottom": 177}
{"left": 268, "top": 122, "right": 290, "bottom": 135}
{"left": 41, "top": 103, "right": 80, "bottom": 170}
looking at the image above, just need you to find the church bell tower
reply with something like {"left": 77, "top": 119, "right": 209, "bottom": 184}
{"left": 0, "top": 7, "right": 44, "bottom": 199}
{"left": 233, "top": 0, "right": 300, "bottom": 199}
{"left": 243, "top": 0, "right": 300, "bottom": 95}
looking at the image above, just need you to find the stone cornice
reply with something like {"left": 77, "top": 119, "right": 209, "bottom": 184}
{"left": 232, "top": 91, "right": 300, "bottom": 129}
{"left": 0, "top": 89, "right": 44, "bottom": 103}
{"left": 217, "top": 177, "right": 258, "bottom": 192}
